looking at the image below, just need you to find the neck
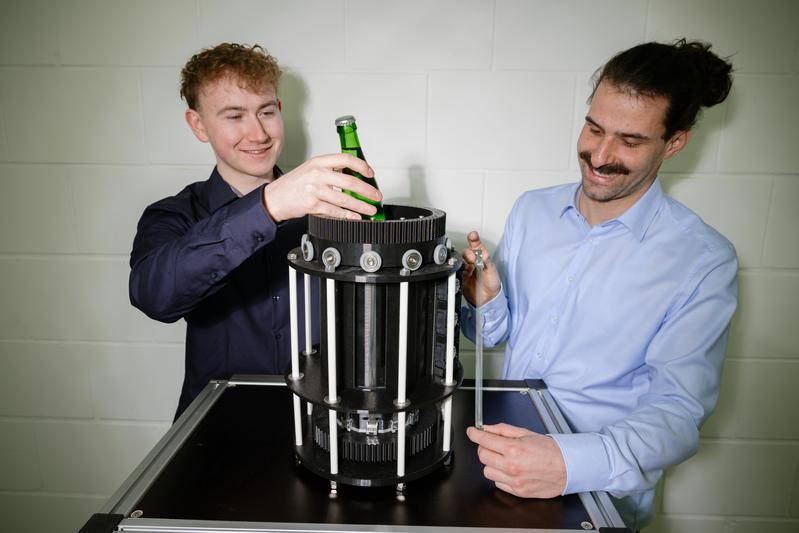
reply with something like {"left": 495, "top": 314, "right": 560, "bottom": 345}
{"left": 219, "top": 168, "right": 274, "bottom": 196}
{"left": 578, "top": 179, "right": 653, "bottom": 227}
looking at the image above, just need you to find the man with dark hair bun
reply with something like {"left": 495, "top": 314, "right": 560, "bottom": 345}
{"left": 129, "top": 43, "right": 382, "bottom": 419}
{"left": 462, "top": 39, "right": 737, "bottom": 530}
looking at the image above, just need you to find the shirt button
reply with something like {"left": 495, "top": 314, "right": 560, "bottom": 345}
{"left": 210, "top": 271, "right": 219, "bottom": 280}
{"left": 272, "top": 295, "right": 280, "bottom": 301}
{"left": 275, "top": 333, "right": 282, "bottom": 340}
{"left": 536, "top": 352, "right": 544, "bottom": 359}
{"left": 551, "top": 314, "right": 559, "bottom": 323}
{"left": 254, "top": 232, "right": 264, "bottom": 242}
{"left": 567, "top": 276, "right": 574, "bottom": 283}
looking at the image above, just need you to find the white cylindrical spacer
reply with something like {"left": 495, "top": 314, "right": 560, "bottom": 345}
{"left": 397, "top": 282, "right": 409, "bottom": 404}
{"left": 397, "top": 411, "right": 406, "bottom": 477}
{"left": 329, "top": 408, "right": 339, "bottom": 475}
{"left": 442, "top": 397, "right": 452, "bottom": 452}
{"left": 304, "top": 273, "right": 312, "bottom": 354}
{"left": 445, "top": 272, "right": 456, "bottom": 385}
{"left": 289, "top": 266, "right": 300, "bottom": 379}
{"left": 293, "top": 394, "right": 303, "bottom": 446}
{"left": 326, "top": 278, "right": 337, "bottom": 401}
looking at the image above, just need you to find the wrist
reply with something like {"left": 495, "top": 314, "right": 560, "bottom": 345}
{"left": 262, "top": 183, "right": 282, "bottom": 223}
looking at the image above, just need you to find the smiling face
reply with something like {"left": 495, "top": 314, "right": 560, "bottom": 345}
{"left": 577, "top": 80, "right": 690, "bottom": 223}
{"left": 185, "top": 75, "right": 284, "bottom": 191}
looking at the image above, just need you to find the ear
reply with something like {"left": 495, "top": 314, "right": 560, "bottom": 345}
{"left": 185, "top": 108, "right": 210, "bottom": 143}
{"left": 664, "top": 129, "right": 692, "bottom": 159}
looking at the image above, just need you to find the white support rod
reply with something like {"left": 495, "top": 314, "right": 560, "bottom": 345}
{"left": 397, "top": 411, "right": 406, "bottom": 477}
{"left": 304, "top": 273, "right": 312, "bottom": 354}
{"left": 442, "top": 397, "right": 452, "bottom": 452}
{"left": 326, "top": 278, "right": 337, "bottom": 401}
{"left": 329, "top": 409, "right": 339, "bottom": 475}
{"left": 397, "top": 282, "right": 409, "bottom": 405}
{"left": 326, "top": 278, "right": 338, "bottom": 475}
{"left": 445, "top": 272, "right": 456, "bottom": 385}
{"left": 293, "top": 394, "right": 303, "bottom": 446}
{"left": 289, "top": 266, "right": 300, "bottom": 379}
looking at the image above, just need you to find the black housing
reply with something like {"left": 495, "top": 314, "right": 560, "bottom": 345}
{"left": 286, "top": 205, "right": 463, "bottom": 487}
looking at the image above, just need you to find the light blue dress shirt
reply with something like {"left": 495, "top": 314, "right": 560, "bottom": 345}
{"left": 462, "top": 178, "right": 738, "bottom": 529}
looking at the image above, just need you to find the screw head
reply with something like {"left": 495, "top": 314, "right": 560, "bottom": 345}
{"left": 402, "top": 249, "right": 423, "bottom": 271}
{"left": 359, "top": 250, "right": 382, "bottom": 273}
{"left": 322, "top": 247, "right": 341, "bottom": 268}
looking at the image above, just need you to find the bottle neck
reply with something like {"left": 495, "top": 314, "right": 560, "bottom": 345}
{"left": 337, "top": 126, "right": 362, "bottom": 153}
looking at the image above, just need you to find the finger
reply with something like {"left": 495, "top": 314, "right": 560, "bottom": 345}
{"left": 482, "top": 423, "right": 536, "bottom": 439}
{"left": 327, "top": 171, "right": 383, "bottom": 203}
{"left": 494, "top": 480, "right": 517, "bottom": 496}
{"left": 467, "top": 230, "right": 481, "bottom": 245}
{"left": 477, "top": 445, "right": 510, "bottom": 472}
{"left": 462, "top": 247, "right": 477, "bottom": 264}
{"left": 302, "top": 192, "right": 364, "bottom": 220}
{"left": 315, "top": 185, "right": 378, "bottom": 216}
{"left": 468, "top": 426, "right": 529, "bottom": 456}
{"left": 313, "top": 152, "right": 375, "bottom": 178}
{"left": 483, "top": 464, "right": 514, "bottom": 487}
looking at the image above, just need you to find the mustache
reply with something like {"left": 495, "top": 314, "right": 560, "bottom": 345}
{"left": 579, "top": 152, "right": 630, "bottom": 176}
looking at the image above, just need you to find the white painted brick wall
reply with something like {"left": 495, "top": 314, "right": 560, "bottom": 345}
{"left": 0, "top": 1, "right": 796, "bottom": 532}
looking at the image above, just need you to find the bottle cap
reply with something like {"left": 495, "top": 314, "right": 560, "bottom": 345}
{"left": 335, "top": 115, "right": 356, "bottom": 127}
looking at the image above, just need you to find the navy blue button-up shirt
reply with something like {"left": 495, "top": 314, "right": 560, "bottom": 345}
{"left": 129, "top": 167, "right": 317, "bottom": 418}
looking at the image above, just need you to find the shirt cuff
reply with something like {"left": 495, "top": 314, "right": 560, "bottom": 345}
{"left": 224, "top": 185, "right": 278, "bottom": 253}
{"left": 548, "top": 432, "right": 612, "bottom": 495}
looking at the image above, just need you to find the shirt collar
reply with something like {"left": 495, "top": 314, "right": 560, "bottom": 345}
{"left": 559, "top": 177, "right": 664, "bottom": 242}
{"left": 206, "top": 166, "right": 283, "bottom": 213}
{"left": 615, "top": 177, "right": 664, "bottom": 241}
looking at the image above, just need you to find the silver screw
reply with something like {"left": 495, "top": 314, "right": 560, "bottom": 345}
{"left": 580, "top": 521, "right": 593, "bottom": 530}
{"left": 287, "top": 252, "right": 297, "bottom": 261}
{"left": 360, "top": 250, "right": 382, "bottom": 273}
{"left": 322, "top": 247, "right": 341, "bottom": 271}
{"left": 130, "top": 510, "right": 144, "bottom": 519}
{"left": 402, "top": 249, "right": 423, "bottom": 271}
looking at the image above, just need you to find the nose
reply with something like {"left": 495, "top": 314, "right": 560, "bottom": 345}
{"left": 590, "top": 137, "right": 614, "bottom": 168}
{"left": 246, "top": 115, "right": 269, "bottom": 143}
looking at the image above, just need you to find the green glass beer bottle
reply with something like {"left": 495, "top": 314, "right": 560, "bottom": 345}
{"left": 335, "top": 115, "right": 386, "bottom": 221}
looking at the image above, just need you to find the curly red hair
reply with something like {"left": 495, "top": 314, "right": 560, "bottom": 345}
{"left": 180, "top": 43, "right": 282, "bottom": 110}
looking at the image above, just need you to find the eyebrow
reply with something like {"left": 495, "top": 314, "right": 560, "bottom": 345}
{"left": 216, "top": 100, "right": 278, "bottom": 117}
{"left": 585, "top": 115, "right": 650, "bottom": 142}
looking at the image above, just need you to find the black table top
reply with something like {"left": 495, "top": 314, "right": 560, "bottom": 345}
{"left": 132, "top": 382, "right": 592, "bottom": 530}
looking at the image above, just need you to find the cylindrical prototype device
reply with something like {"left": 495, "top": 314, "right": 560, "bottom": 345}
{"left": 285, "top": 205, "right": 463, "bottom": 488}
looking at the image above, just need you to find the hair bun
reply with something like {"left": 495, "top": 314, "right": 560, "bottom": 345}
{"left": 675, "top": 39, "right": 734, "bottom": 107}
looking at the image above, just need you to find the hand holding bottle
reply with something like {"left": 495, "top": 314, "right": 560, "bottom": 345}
{"left": 461, "top": 231, "right": 502, "bottom": 307}
{"left": 262, "top": 153, "right": 382, "bottom": 222}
